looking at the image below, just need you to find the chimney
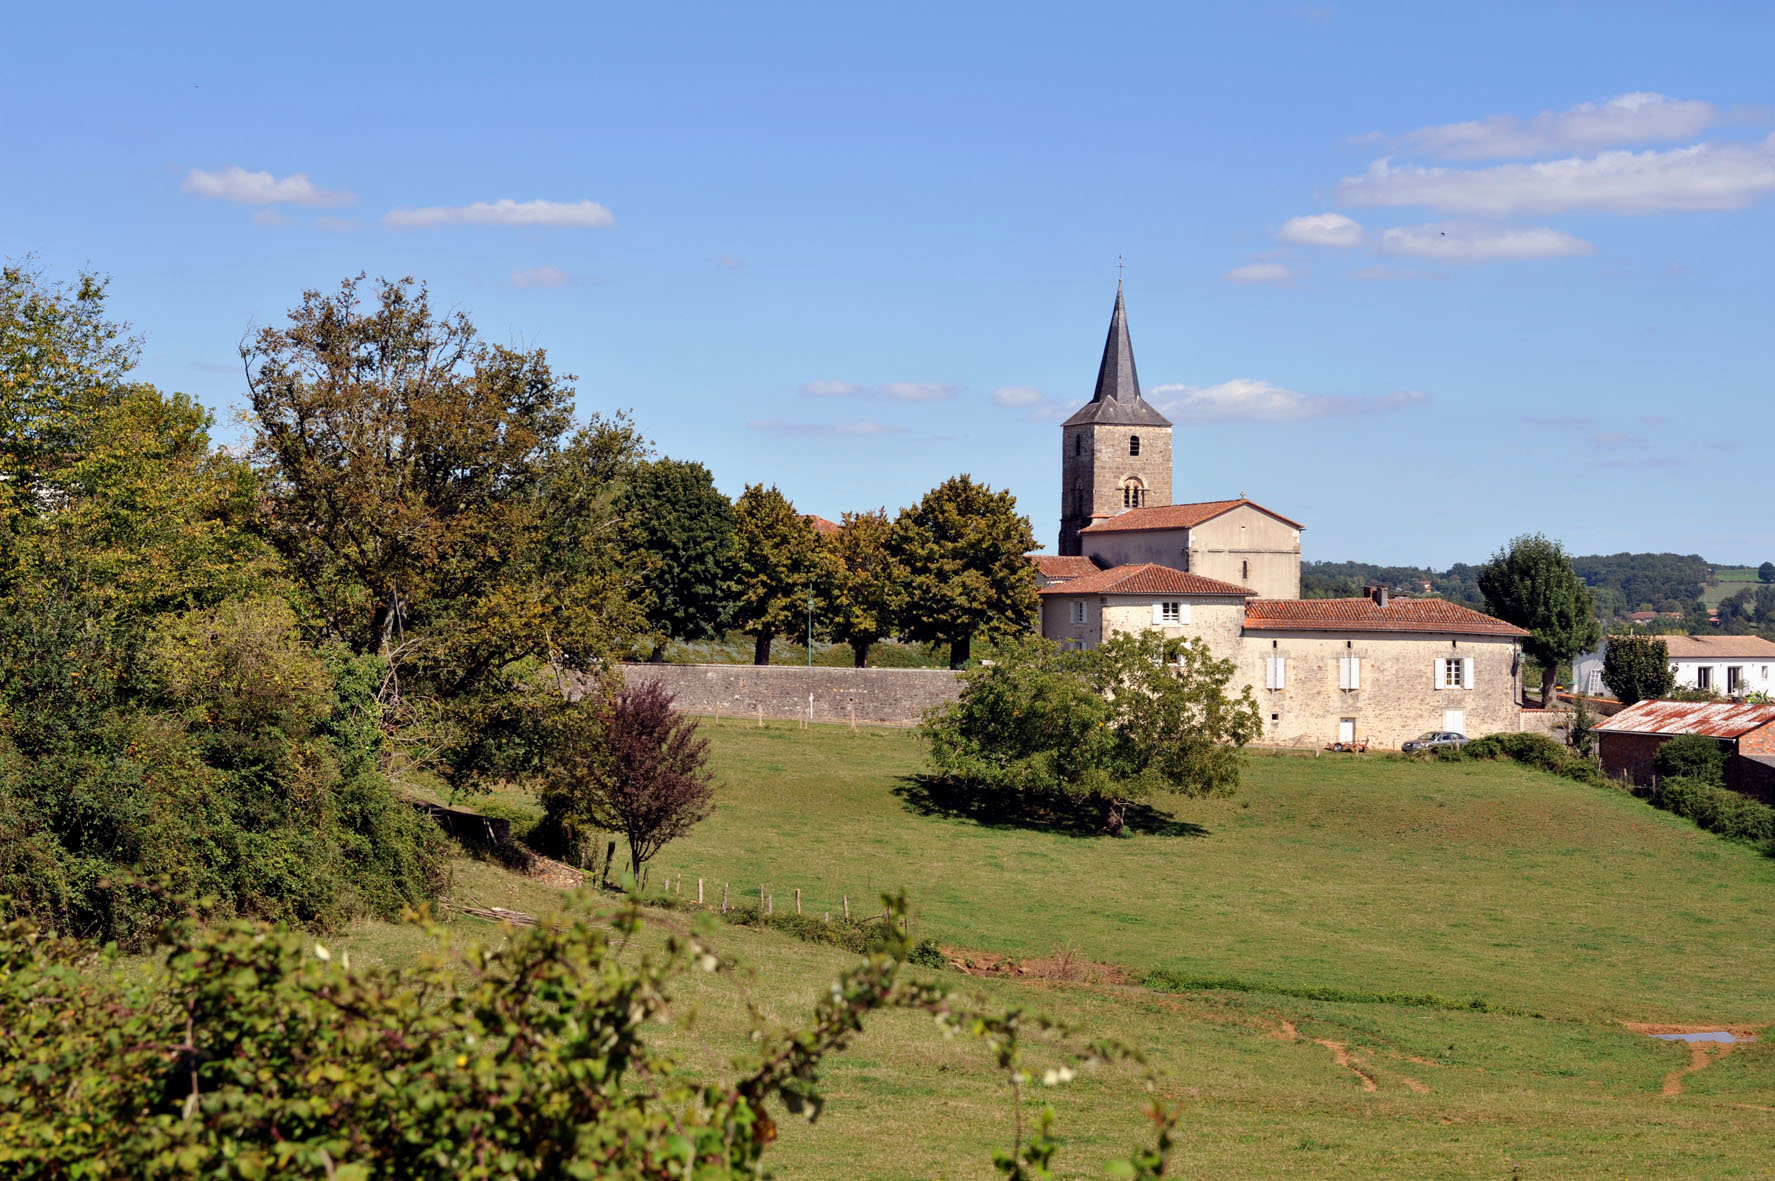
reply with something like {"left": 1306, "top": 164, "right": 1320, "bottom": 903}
{"left": 1371, "top": 585, "right": 1389, "bottom": 608}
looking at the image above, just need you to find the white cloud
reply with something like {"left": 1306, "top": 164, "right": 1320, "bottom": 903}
{"left": 1222, "top": 262, "right": 1297, "bottom": 285}
{"left": 800, "top": 380, "right": 865, "bottom": 397}
{"left": 1402, "top": 93, "right": 1717, "bottom": 160}
{"left": 1338, "top": 135, "right": 1775, "bottom": 215}
{"left": 990, "top": 386, "right": 1046, "bottom": 407}
{"left": 879, "top": 381, "right": 957, "bottom": 401}
{"left": 1146, "top": 379, "right": 1428, "bottom": 423}
{"left": 384, "top": 198, "right": 616, "bottom": 229}
{"left": 1278, "top": 212, "right": 1363, "bottom": 247}
{"left": 510, "top": 265, "right": 569, "bottom": 288}
{"left": 746, "top": 419, "right": 905, "bottom": 437}
{"left": 1377, "top": 221, "right": 1593, "bottom": 263}
{"left": 181, "top": 165, "right": 355, "bottom": 207}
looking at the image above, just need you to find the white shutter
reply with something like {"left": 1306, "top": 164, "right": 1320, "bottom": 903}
{"left": 1265, "top": 656, "right": 1286, "bottom": 690}
{"left": 1338, "top": 656, "right": 1361, "bottom": 690}
{"left": 1433, "top": 658, "right": 1447, "bottom": 690}
{"left": 1349, "top": 657, "right": 1361, "bottom": 690}
{"left": 1462, "top": 656, "right": 1475, "bottom": 691}
{"left": 1178, "top": 602, "right": 1191, "bottom": 624}
{"left": 1152, "top": 603, "right": 1164, "bottom": 626}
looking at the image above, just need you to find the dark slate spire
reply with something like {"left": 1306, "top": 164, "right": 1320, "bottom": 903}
{"left": 1062, "top": 281, "right": 1172, "bottom": 428}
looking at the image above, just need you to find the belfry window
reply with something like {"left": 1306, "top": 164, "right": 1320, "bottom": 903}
{"left": 1122, "top": 481, "right": 1143, "bottom": 508}
{"left": 1129, "top": 435, "right": 1141, "bottom": 456}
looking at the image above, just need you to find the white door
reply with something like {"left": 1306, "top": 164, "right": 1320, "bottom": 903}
{"left": 1442, "top": 709, "right": 1466, "bottom": 734}
{"left": 1338, "top": 718, "right": 1355, "bottom": 744}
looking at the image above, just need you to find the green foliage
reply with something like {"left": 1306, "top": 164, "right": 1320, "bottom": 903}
{"left": 244, "top": 275, "right": 649, "bottom": 786}
{"left": 1652, "top": 777, "right": 1775, "bottom": 846}
{"left": 922, "top": 633, "right": 1261, "bottom": 832}
{"left": 1653, "top": 733, "right": 1728, "bottom": 786}
{"left": 822, "top": 508, "right": 903, "bottom": 667}
{"left": 890, "top": 475, "right": 1038, "bottom": 667}
{"left": 622, "top": 458, "right": 736, "bottom": 654}
{"left": 1477, "top": 534, "right": 1601, "bottom": 703}
{"left": 1600, "top": 634, "right": 1674, "bottom": 705}
{"left": 727, "top": 484, "right": 830, "bottom": 665}
{"left": 0, "top": 897, "right": 1176, "bottom": 1179}
{"left": 1760, "top": 561, "right": 1775, "bottom": 583}
{"left": 1454, "top": 732, "right": 1607, "bottom": 786}
{"left": 1143, "top": 969, "right": 1534, "bottom": 1016}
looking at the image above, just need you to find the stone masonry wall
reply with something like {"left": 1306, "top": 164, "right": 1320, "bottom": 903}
{"left": 619, "top": 663, "right": 962, "bottom": 726}
{"left": 1059, "top": 422, "right": 1172, "bottom": 555}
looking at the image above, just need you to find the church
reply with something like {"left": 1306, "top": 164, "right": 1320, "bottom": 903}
{"left": 1031, "top": 285, "right": 1538, "bottom": 750}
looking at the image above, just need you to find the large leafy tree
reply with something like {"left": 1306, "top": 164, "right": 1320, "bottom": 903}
{"left": 728, "top": 484, "right": 827, "bottom": 665}
{"left": 924, "top": 633, "right": 1262, "bottom": 833}
{"left": 1600, "top": 634, "right": 1675, "bottom": 705}
{"left": 1477, "top": 534, "right": 1601, "bottom": 707}
{"left": 823, "top": 508, "right": 902, "bottom": 667}
{"left": 622, "top": 459, "right": 735, "bottom": 661}
{"left": 243, "top": 275, "right": 648, "bottom": 782}
{"left": 891, "top": 476, "right": 1037, "bottom": 667}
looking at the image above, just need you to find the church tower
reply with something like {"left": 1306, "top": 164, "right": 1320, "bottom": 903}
{"left": 1058, "top": 283, "right": 1173, "bottom": 556}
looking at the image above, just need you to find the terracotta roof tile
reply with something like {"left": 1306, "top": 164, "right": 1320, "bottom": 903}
{"left": 1078, "top": 497, "right": 1304, "bottom": 534}
{"left": 1594, "top": 699, "right": 1775, "bottom": 739}
{"left": 1036, "top": 563, "right": 1254, "bottom": 598}
{"left": 1029, "top": 554, "right": 1101, "bottom": 580}
{"left": 805, "top": 515, "right": 842, "bottom": 536}
{"left": 1655, "top": 634, "right": 1775, "bottom": 661}
{"left": 1242, "top": 597, "right": 1528, "bottom": 637}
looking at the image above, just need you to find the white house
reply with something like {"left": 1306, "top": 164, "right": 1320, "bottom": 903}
{"left": 1574, "top": 634, "right": 1775, "bottom": 698}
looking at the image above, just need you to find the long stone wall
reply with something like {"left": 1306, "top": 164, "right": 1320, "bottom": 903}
{"left": 619, "top": 663, "right": 963, "bottom": 726}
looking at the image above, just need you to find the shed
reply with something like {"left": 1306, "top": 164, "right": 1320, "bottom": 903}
{"left": 1592, "top": 699, "right": 1775, "bottom": 791}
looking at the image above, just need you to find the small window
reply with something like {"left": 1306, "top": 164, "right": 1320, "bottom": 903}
{"left": 1129, "top": 435, "right": 1141, "bottom": 456}
{"left": 1122, "top": 481, "right": 1143, "bottom": 508}
{"left": 1697, "top": 666, "right": 1713, "bottom": 690}
{"left": 1728, "top": 666, "right": 1745, "bottom": 693}
{"left": 1160, "top": 601, "right": 1181, "bottom": 624}
{"left": 1442, "top": 658, "right": 1464, "bottom": 689}
{"left": 1074, "top": 436, "right": 1082, "bottom": 456}
{"left": 1069, "top": 601, "right": 1087, "bottom": 625}
{"left": 1242, "top": 559, "right": 1249, "bottom": 580}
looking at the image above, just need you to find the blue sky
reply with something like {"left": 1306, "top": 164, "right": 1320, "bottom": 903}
{"left": 6, "top": 1, "right": 1773, "bottom": 566}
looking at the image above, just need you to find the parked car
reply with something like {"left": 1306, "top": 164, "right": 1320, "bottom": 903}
{"left": 1402, "top": 731, "right": 1468, "bottom": 753}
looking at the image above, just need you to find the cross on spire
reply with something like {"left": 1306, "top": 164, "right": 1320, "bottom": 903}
{"left": 1116, "top": 254, "right": 1124, "bottom": 287}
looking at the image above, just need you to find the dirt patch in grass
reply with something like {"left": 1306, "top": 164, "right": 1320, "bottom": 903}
{"left": 1620, "top": 1022, "right": 1762, "bottom": 1097}
{"left": 946, "top": 944, "right": 1131, "bottom": 987}
{"left": 1621, "top": 1021, "right": 1762, "bottom": 1039}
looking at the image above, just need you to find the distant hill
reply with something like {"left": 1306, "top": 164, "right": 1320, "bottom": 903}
{"left": 1304, "top": 551, "right": 1749, "bottom": 620}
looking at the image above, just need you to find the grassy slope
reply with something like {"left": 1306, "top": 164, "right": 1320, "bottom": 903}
{"left": 359, "top": 725, "right": 1775, "bottom": 1178}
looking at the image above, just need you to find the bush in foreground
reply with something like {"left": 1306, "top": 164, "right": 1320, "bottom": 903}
{"left": 0, "top": 896, "right": 1176, "bottom": 1180}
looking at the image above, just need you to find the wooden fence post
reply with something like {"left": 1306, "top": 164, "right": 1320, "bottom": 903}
{"left": 697, "top": 878, "right": 704, "bottom": 905}
{"left": 721, "top": 883, "right": 728, "bottom": 913}
{"left": 795, "top": 888, "right": 802, "bottom": 915}
{"left": 842, "top": 894, "right": 849, "bottom": 920}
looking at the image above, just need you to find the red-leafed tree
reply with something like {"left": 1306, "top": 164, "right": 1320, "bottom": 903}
{"left": 543, "top": 679, "right": 716, "bottom": 879}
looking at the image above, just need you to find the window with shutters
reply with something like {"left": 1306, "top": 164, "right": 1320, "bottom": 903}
{"left": 1069, "top": 601, "right": 1087, "bottom": 625}
{"left": 1436, "top": 657, "right": 1475, "bottom": 690}
{"left": 1446, "top": 658, "right": 1463, "bottom": 688}
{"left": 1129, "top": 435, "right": 1141, "bottom": 456}
{"left": 1337, "top": 656, "right": 1361, "bottom": 690}
{"left": 1160, "top": 601, "right": 1181, "bottom": 624}
{"left": 1264, "top": 656, "right": 1287, "bottom": 690}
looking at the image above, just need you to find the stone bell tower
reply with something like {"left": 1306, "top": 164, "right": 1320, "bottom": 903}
{"left": 1057, "top": 282, "right": 1173, "bottom": 556}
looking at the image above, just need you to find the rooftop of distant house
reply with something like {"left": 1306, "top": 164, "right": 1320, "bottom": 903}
{"left": 1243, "top": 591, "right": 1529, "bottom": 637}
{"left": 1029, "top": 554, "right": 1100, "bottom": 581}
{"left": 1078, "top": 497, "right": 1304, "bottom": 534}
{"left": 1594, "top": 699, "right": 1775, "bottom": 740}
{"left": 805, "top": 515, "right": 842, "bottom": 536}
{"left": 1035, "top": 562, "right": 1255, "bottom": 598}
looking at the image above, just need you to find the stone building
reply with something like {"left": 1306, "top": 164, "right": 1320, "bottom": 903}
{"left": 1034, "top": 284, "right": 1531, "bottom": 748}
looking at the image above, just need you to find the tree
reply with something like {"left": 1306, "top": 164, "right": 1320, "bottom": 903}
{"left": 623, "top": 459, "right": 736, "bottom": 661}
{"left": 244, "top": 275, "right": 648, "bottom": 783}
{"left": 1600, "top": 635, "right": 1674, "bottom": 705}
{"left": 923, "top": 633, "right": 1262, "bottom": 833}
{"left": 1477, "top": 534, "right": 1601, "bottom": 707}
{"left": 1760, "top": 561, "right": 1774, "bottom": 583}
{"left": 891, "top": 476, "right": 1038, "bottom": 667}
{"left": 728, "top": 484, "right": 827, "bottom": 665}
{"left": 1654, "top": 733, "right": 1728, "bottom": 786}
{"left": 823, "top": 508, "right": 902, "bottom": 667}
{"left": 543, "top": 679, "right": 715, "bottom": 880}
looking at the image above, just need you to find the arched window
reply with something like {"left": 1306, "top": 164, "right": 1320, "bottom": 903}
{"left": 1122, "top": 480, "right": 1144, "bottom": 508}
{"left": 1074, "top": 435, "right": 1082, "bottom": 456}
{"left": 1129, "top": 435, "right": 1141, "bottom": 456}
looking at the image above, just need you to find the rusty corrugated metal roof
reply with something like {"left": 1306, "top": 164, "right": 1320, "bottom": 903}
{"left": 1593, "top": 699, "right": 1775, "bottom": 739}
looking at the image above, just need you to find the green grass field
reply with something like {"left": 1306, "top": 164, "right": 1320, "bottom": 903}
{"left": 366, "top": 724, "right": 1775, "bottom": 1177}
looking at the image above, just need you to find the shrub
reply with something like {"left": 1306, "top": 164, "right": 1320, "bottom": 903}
{"left": 0, "top": 898, "right": 1174, "bottom": 1179}
{"left": 1454, "top": 732, "right": 1607, "bottom": 786}
{"left": 1654, "top": 777, "right": 1775, "bottom": 845}
{"left": 1654, "top": 733, "right": 1729, "bottom": 786}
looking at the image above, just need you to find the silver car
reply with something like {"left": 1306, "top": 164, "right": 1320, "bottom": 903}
{"left": 1402, "top": 731, "right": 1468, "bottom": 753}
